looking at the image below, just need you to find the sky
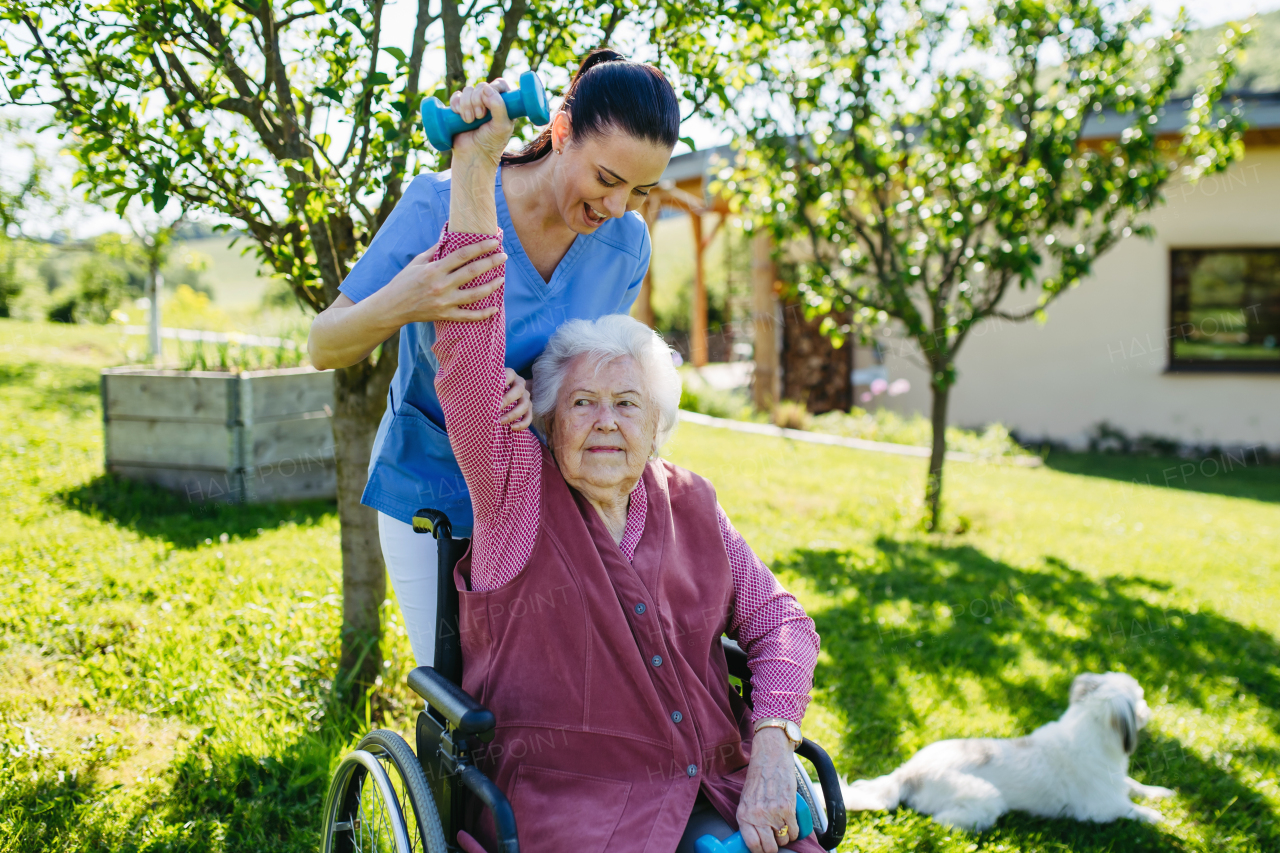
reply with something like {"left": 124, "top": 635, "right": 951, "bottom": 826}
{"left": 1151, "top": 0, "right": 1280, "bottom": 22}
{"left": 4, "top": 0, "right": 1279, "bottom": 239}
{"left": 369, "top": 0, "right": 1280, "bottom": 154}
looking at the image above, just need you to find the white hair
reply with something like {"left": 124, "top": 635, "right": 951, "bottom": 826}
{"left": 531, "top": 314, "right": 682, "bottom": 455}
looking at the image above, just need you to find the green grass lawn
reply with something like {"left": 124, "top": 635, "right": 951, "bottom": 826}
{"left": 2, "top": 318, "right": 1278, "bottom": 852}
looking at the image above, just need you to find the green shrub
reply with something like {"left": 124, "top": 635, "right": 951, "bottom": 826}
{"left": 46, "top": 261, "right": 130, "bottom": 324}
{"left": 678, "top": 380, "right": 754, "bottom": 420}
{"left": 806, "top": 408, "right": 1033, "bottom": 458}
{"left": 772, "top": 400, "right": 811, "bottom": 430}
{"left": 0, "top": 235, "right": 44, "bottom": 319}
{"left": 162, "top": 282, "right": 231, "bottom": 331}
{"left": 176, "top": 331, "right": 308, "bottom": 373}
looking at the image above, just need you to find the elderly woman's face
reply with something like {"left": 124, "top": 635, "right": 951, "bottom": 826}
{"left": 549, "top": 354, "right": 658, "bottom": 496}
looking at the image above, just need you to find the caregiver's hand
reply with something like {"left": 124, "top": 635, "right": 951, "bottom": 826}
{"left": 500, "top": 368, "right": 532, "bottom": 432}
{"left": 389, "top": 236, "right": 507, "bottom": 323}
{"left": 737, "top": 727, "right": 799, "bottom": 853}
{"left": 307, "top": 237, "right": 507, "bottom": 371}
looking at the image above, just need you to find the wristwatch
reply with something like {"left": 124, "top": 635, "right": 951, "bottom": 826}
{"left": 753, "top": 717, "right": 802, "bottom": 750}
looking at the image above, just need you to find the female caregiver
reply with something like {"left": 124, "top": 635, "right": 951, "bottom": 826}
{"left": 307, "top": 48, "right": 679, "bottom": 666}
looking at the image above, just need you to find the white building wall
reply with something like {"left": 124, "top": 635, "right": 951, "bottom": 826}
{"left": 877, "top": 146, "right": 1280, "bottom": 450}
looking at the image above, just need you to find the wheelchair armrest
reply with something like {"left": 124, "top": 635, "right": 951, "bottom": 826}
{"left": 459, "top": 765, "right": 520, "bottom": 853}
{"left": 796, "top": 738, "right": 846, "bottom": 851}
{"left": 720, "top": 636, "right": 754, "bottom": 707}
{"left": 408, "top": 666, "right": 496, "bottom": 737}
{"left": 720, "top": 636, "right": 751, "bottom": 682}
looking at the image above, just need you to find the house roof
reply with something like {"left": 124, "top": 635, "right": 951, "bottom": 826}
{"left": 1081, "top": 90, "right": 1280, "bottom": 140}
{"left": 662, "top": 91, "right": 1280, "bottom": 187}
{"left": 660, "top": 144, "right": 734, "bottom": 185}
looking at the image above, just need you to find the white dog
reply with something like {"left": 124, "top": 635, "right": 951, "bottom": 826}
{"left": 837, "top": 672, "right": 1174, "bottom": 831}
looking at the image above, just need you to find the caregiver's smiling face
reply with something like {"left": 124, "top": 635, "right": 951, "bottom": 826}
{"left": 547, "top": 354, "right": 658, "bottom": 496}
{"left": 553, "top": 122, "right": 671, "bottom": 233}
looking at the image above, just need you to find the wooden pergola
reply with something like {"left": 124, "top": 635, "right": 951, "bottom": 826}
{"left": 633, "top": 147, "right": 781, "bottom": 411}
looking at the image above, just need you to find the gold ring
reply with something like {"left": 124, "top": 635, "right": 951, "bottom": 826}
{"left": 776, "top": 825, "right": 789, "bottom": 836}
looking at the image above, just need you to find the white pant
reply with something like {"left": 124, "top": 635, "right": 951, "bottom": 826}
{"left": 378, "top": 511, "right": 454, "bottom": 667}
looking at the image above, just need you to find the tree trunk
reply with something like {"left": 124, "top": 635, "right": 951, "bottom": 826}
{"left": 779, "top": 297, "right": 853, "bottom": 414}
{"left": 440, "top": 0, "right": 466, "bottom": 96}
{"left": 926, "top": 377, "right": 950, "bottom": 532}
{"left": 750, "top": 232, "right": 780, "bottom": 412}
{"left": 147, "top": 263, "right": 162, "bottom": 364}
{"left": 332, "top": 360, "right": 392, "bottom": 706}
{"left": 486, "top": 0, "right": 528, "bottom": 81}
{"left": 690, "top": 212, "right": 708, "bottom": 367}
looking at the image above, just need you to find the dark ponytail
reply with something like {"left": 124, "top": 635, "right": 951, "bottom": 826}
{"left": 501, "top": 48, "right": 681, "bottom": 166}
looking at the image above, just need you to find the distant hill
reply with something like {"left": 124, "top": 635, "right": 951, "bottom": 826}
{"left": 1182, "top": 9, "right": 1280, "bottom": 94}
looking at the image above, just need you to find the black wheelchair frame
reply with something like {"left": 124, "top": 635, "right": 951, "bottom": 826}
{"left": 320, "top": 507, "right": 847, "bottom": 853}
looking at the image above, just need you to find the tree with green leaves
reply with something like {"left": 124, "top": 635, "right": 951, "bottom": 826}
{"left": 1, "top": 0, "right": 769, "bottom": 706}
{"left": 0, "top": 117, "right": 54, "bottom": 317}
{"left": 49, "top": 248, "right": 133, "bottom": 324}
{"left": 728, "top": 0, "right": 1247, "bottom": 530}
{"left": 101, "top": 212, "right": 185, "bottom": 358}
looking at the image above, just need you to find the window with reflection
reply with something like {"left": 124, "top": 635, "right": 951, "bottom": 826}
{"left": 1169, "top": 249, "right": 1280, "bottom": 371}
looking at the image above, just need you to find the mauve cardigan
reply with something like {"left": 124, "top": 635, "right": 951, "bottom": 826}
{"left": 430, "top": 224, "right": 819, "bottom": 724}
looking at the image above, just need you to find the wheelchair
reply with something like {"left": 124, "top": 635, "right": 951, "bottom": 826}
{"left": 320, "top": 508, "right": 848, "bottom": 853}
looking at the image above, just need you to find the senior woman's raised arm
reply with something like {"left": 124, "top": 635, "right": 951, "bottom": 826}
{"left": 430, "top": 83, "right": 546, "bottom": 590}
{"left": 430, "top": 225, "right": 544, "bottom": 591}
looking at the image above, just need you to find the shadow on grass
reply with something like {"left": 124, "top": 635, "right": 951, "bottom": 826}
{"left": 0, "top": 725, "right": 344, "bottom": 853}
{"left": 0, "top": 361, "right": 102, "bottom": 411}
{"left": 152, "top": 729, "right": 337, "bottom": 853}
{"left": 0, "top": 362, "right": 40, "bottom": 385}
{"left": 57, "top": 473, "right": 336, "bottom": 549}
{"left": 787, "top": 539, "right": 1280, "bottom": 849}
{"left": 1043, "top": 450, "right": 1280, "bottom": 505}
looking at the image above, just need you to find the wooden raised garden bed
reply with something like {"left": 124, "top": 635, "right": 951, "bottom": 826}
{"left": 101, "top": 366, "right": 335, "bottom": 503}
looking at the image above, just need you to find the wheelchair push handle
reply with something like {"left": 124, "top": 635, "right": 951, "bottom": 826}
{"left": 412, "top": 507, "right": 453, "bottom": 539}
{"left": 421, "top": 70, "right": 550, "bottom": 152}
{"left": 694, "top": 793, "right": 813, "bottom": 853}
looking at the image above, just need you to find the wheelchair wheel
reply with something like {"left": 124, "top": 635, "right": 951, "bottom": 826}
{"left": 321, "top": 729, "right": 448, "bottom": 853}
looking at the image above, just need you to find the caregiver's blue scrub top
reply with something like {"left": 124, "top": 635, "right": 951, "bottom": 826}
{"left": 339, "top": 168, "right": 649, "bottom": 535}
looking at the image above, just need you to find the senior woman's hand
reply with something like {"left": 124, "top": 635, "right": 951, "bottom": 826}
{"left": 449, "top": 79, "right": 516, "bottom": 170}
{"left": 737, "top": 727, "right": 799, "bottom": 853}
{"left": 447, "top": 80, "right": 513, "bottom": 236}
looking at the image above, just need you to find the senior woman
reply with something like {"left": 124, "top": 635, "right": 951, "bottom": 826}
{"left": 426, "top": 117, "right": 823, "bottom": 853}
{"left": 307, "top": 48, "right": 678, "bottom": 670}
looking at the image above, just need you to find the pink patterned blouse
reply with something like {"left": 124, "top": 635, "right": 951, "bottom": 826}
{"left": 431, "top": 224, "right": 818, "bottom": 725}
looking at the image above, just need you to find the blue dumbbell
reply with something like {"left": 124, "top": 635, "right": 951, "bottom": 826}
{"left": 695, "top": 793, "right": 814, "bottom": 853}
{"left": 420, "top": 70, "right": 551, "bottom": 152}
